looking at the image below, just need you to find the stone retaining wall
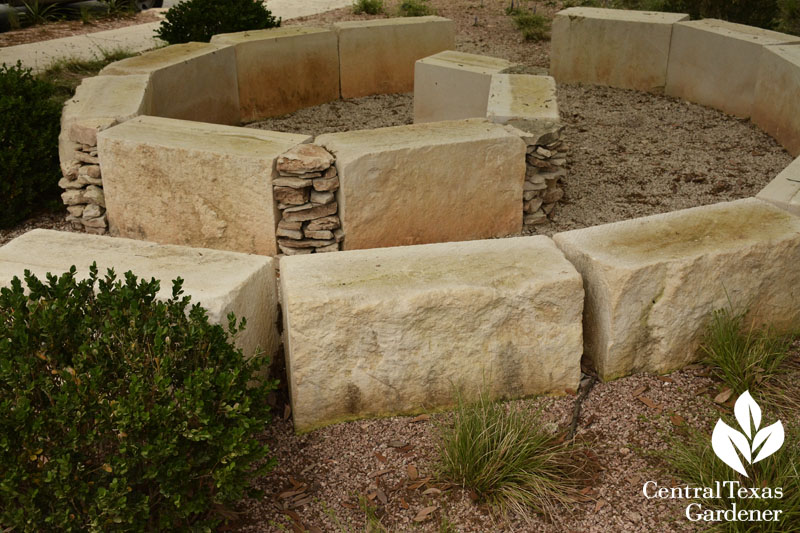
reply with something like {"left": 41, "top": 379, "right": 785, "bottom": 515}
{"left": 316, "top": 119, "right": 526, "bottom": 250}
{"left": 97, "top": 116, "right": 312, "bottom": 256}
{"left": 281, "top": 236, "right": 584, "bottom": 432}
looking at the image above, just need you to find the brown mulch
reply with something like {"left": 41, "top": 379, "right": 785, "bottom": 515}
{"left": 0, "top": 9, "right": 161, "bottom": 47}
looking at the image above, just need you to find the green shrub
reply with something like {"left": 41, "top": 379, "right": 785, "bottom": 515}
{"left": 398, "top": 0, "right": 434, "bottom": 17}
{"left": 0, "top": 266, "right": 278, "bottom": 531}
{"left": 0, "top": 62, "right": 62, "bottom": 229}
{"left": 511, "top": 11, "right": 551, "bottom": 41}
{"left": 352, "top": 0, "right": 383, "bottom": 14}
{"left": 156, "top": 0, "right": 280, "bottom": 45}
{"left": 778, "top": 0, "right": 800, "bottom": 35}
{"left": 437, "top": 392, "right": 585, "bottom": 521}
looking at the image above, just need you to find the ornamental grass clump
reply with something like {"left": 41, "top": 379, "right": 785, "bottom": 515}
{"left": 701, "top": 306, "right": 797, "bottom": 401}
{"left": 0, "top": 266, "right": 277, "bottom": 531}
{"left": 437, "top": 392, "right": 587, "bottom": 522}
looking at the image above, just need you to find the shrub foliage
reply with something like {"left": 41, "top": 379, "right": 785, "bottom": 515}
{"left": 156, "top": 0, "right": 280, "bottom": 44}
{"left": 0, "top": 62, "right": 62, "bottom": 229}
{"left": 0, "top": 266, "right": 277, "bottom": 531}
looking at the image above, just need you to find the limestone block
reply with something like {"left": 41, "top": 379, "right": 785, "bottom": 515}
{"left": 666, "top": 20, "right": 800, "bottom": 118}
{"left": 212, "top": 27, "right": 340, "bottom": 122}
{"left": 97, "top": 116, "right": 311, "bottom": 256}
{"left": 100, "top": 42, "right": 239, "bottom": 125}
{"left": 0, "top": 229, "right": 279, "bottom": 359}
{"left": 486, "top": 74, "right": 559, "bottom": 133}
{"left": 550, "top": 7, "right": 688, "bottom": 91}
{"left": 335, "top": 16, "right": 455, "bottom": 98}
{"left": 413, "top": 51, "right": 514, "bottom": 123}
{"left": 58, "top": 74, "right": 151, "bottom": 171}
{"left": 752, "top": 43, "right": 800, "bottom": 156}
{"left": 757, "top": 156, "right": 800, "bottom": 216}
{"left": 281, "top": 236, "right": 584, "bottom": 431}
{"left": 316, "top": 119, "right": 526, "bottom": 250}
{"left": 553, "top": 198, "right": 800, "bottom": 381}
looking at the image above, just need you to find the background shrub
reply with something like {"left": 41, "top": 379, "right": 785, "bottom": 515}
{"left": 0, "top": 266, "right": 278, "bottom": 531}
{"left": 0, "top": 62, "right": 62, "bottom": 229}
{"left": 156, "top": 0, "right": 280, "bottom": 45}
{"left": 510, "top": 10, "right": 551, "bottom": 41}
{"left": 352, "top": 0, "right": 383, "bottom": 15}
{"left": 398, "top": 0, "right": 434, "bottom": 16}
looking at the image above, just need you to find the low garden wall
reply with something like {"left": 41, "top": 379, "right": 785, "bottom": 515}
{"left": 57, "top": 16, "right": 564, "bottom": 252}
{"left": 11, "top": 8, "right": 796, "bottom": 431}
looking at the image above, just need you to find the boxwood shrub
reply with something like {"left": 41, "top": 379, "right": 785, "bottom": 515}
{"left": 0, "top": 62, "right": 62, "bottom": 229}
{"left": 0, "top": 265, "right": 277, "bottom": 531}
{"left": 156, "top": 0, "right": 280, "bottom": 45}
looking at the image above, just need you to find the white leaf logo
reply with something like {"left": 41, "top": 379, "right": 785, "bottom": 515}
{"left": 711, "top": 390, "right": 785, "bottom": 477}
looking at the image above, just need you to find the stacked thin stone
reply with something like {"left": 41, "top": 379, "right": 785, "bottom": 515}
{"left": 274, "top": 144, "right": 343, "bottom": 255}
{"left": 59, "top": 144, "right": 107, "bottom": 235}
{"left": 522, "top": 124, "right": 567, "bottom": 228}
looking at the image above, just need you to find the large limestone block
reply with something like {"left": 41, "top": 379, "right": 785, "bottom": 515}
{"left": 757, "top": 156, "right": 800, "bottom": 216}
{"left": 212, "top": 27, "right": 340, "bottom": 122}
{"left": 553, "top": 198, "right": 800, "bottom": 381}
{"left": 413, "top": 51, "right": 514, "bottom": 123}
{"left": 486, "top": 74, "right": 559, "bottom": 133}
{"left": 97, "top": 116, "right": 311, "bottom": 256}
{"left": 58, "top": 74, "right": 151, "bottom": 171}
{"left": 100, "top": 42, "right": 239, "bottom": 125}
{"left": 281, "top": 236, "right": 584, "bottom": 431}
{"left": 316, "top": 119, "right": 526, "bottom": 250}
{"left": 335, "top": 16, "right": 455, "bottom": 98}
{"left": 550, "top": 7, "right": 688, "bottom": 91}
{"left": 752, "top": 43, "right": 800, "bottom": 156}
{"left": 0, "top": 229, "right": 279, "bottom": 359}
{"left": 666, "top": 20, "right": 800, "bottom": 118}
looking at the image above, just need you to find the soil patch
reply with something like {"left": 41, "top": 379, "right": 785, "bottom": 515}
{"left": 247, "top": 93, "right": 413, "bottom": 135}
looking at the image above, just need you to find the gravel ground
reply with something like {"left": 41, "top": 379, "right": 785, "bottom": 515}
{"left": 236, "top": 368, "right": 726, "bottom": 532}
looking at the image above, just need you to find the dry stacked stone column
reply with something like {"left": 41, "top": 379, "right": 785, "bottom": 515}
{"left": 523, "top": 125, "right": 568, "bottom": 228}
{"left": 59, "top": 144, "right": 107, "bottom": 235}
{"left": 274, "top": 144, "right": 343, "bottom": 255}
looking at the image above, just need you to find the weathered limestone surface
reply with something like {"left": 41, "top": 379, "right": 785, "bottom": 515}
{"left": 757, "top": 156, "right": 800, "bottom": 216}
{"left": 59, "top": 74, "right": 151, "bottom": 171}
{"left": 97, "top": 116, "right": 311, "bottom": 256}
{"left": 335, "top": 16, "right": 455, "bottom": 98}
{"left": 281, "top": 236, "right": 584, "bottom": 431}
{"left": 553, "top": 198, "right": 800, "bottom": 381}
{"left": 666, "top": 20, "right": 800, "bottom": 118}
{"left": 212, "top": 27, "right": 340, "bottom": 122}
{"left": 550, "top": 7, "right": 688, "bottom": 91}
{"left": 752, "top": 43, "right": 800, "bottom": 156}
{"left": 487, "top": 74, "right": 559, "bottom": 132}
{"left": 316, "top": 119, "right": 526, "bottom": 250}
{"left": 0, "top": 229, "right": 279, "bottom": 359}
{"left": 100, "top": 42, "right": 239, "bottom": 125}
{"left": 413, "top": 51, "right": 514, "bottom": 123}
